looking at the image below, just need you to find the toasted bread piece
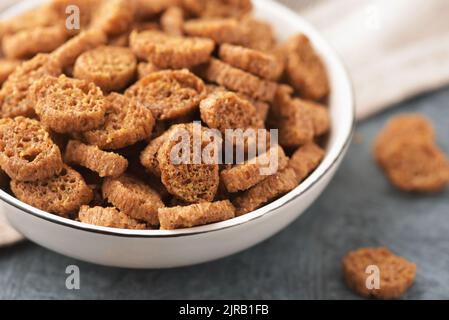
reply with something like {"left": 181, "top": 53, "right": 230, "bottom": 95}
{"left": 158, "top": 200, "right": 235, "bottom": 229}
{"left": 0, "top": 117, "right": 63, "bottom": 182}
{"left": 74, "top": 46, "right": 137, "bottom": 92}
{"left": 342, "top": 247, "right": 416, "bottom": 299}
{"left": 51, "top": 29, "right": 107, "bottom": 68}
{"left": 200, "top": 91, "right": 263, "bottom": 132}
{"left": 157, "top": 123, "right": 220, "bottom": 203}
{"left": 65, "top": 140, "right": 128, "bottom": 178}
{"left": 253, "top": 100, "right": 270, "bottom": 124}
{"left": 233, "top": 167, "right": 298, "bottom": 216}
{"left": 374, "top": 114, "right": 449, "bottom": 192}
{"left": 90, "top": 0, "right": 135, "bottom": 36}
{"left": 140, "top": 132, "right": 170, "bottom": 177}
{"left": 137, "top": 62, "right": 160, "bottom": 79}
{"left": 269, "top": 85, "right": 315, "bottom": 148}
{"left": 10, "top": 165, "right": 93, "bottom": 216}
{"left": 79, "top": 206, "right": 146, "bottom": 229}
{"left": 48, "top": 0, "right": 103, "bottom": 32}
{"left": 102, "top": 174, "right": 165, "bottom": 225}
{"left": 31, "top": 75, "right": 107, "bottom": 133}
{"left": 83, "top": 93, "right": 154, "bottom": 150}
{"left": 239, "top": 17, "right": 275, "bottom": 51}
{"left": 130, "top": 30, "right": 214, "bottom": 69}
{"left": 288, "top": 142, "right": 325, "bottom": 182}
{"left": 2, "top": 26, "right": 67, "bottom": 59}
{"left": 182, "top": 0, "right": 252, "bottom": 18}
{"left": 374, "top": 114, "right": 435, "bottom": 165}
{"left": 0, "top": 59, "right": 21, "bottom": 86}
{"left": 381, "top": 140, "right": 449, "bottom": 193}
{"left": 126, "top": 69, "right": 206, "bottom": 120}
{"left": 134, "top": 0, "right": 179, "bottom": 18}
{"left": 0, "top": 3, "right": 62, "bottom": 35}
{"left": 221, "top": 145, "right": 289, "bottom": 192}
{"left": 161, "top": 6, "right": 184, "bottom": 36}
{"left": 204, "top": 59, "right": 277, "bottom": 102}
{"left": 303, "top": 100, "right": 331, "bottom": 137}
{"left": 183, "top": 18, "right": 246, "bottom": 45}
{"left": 284, "top": 34, "right": 329, "bottom": 100}
{"left": 0, "top": 54, "right": 61, "bottom": 118}
{"left": 205, "top": 84, "right": 270, "bottom": 124}
{"left": 219, "top": 44, "right": 283, "bottom": 81}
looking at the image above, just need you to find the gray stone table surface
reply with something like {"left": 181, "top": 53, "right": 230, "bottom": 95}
{"left": 1, "top": 87, "right": 449, "bottom": 300}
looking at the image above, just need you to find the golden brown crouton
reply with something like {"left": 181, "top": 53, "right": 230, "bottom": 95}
{"left": 11, "top": 165, "right": 93, "bottom": 216}
{"left": 204, "top": 59, "right": 277, "bottom": 102}
{"left": 182, "top": 0, "right": 252, "bottom": 18}
{"left": 374, "top": 114, "right": 449, "bottom": 192}
{"left": 380, "top": 139, "right": 449, "bottom": 193}
{"left": 140, "top": 132, "right": 171, "bottom": 177}
{"left": 0, "top": 117, "right": 63, "bottom": 182}
{"left": 161, "top": 6, "right": 184, "bottom": 36}
{"left": 183, "top": 18, "right": 247, "bottom": 44}
{"left": 303, "top": 101, "right": 331, "bottom": 137}
{"left": 200, "top": 91, "right": 263, "bottom": 132}
{"left": 374, "top": 114, "right": 435, "bottom": 165}
{"left": 221, "top": 145, "right": 289, "bottom": 193}
{"left": 137, "top": 62, "right": 160, "bottom": 79}
{"left": 269, "top": 85, "right": 314, "bottom": 148}
{"left": 50, "top": 29, "right": 107, "bottom": 68}
{"left": 342, "top": 247, "right": 416, "bottom": 299}
{"left": 0, "top": 54, "right": 61, "bottom": 118}
{"left": 0, "top": 59, "right": 21, "bottom": 86}
{"left": 288, "top": 142, "right": 325, "bottom": 182}
{"left": 134, "top": 0, "right": 179, "bottom": 18}
{"left": 159, "top": 200, "right": 235, "bottom": 229}
{"left": 83, "top": 93, "right": 155, "bottom": 150}
{"left": 130, "top": 30, "right": 214, "bottom": 69}
{"left": 219, "top": 44, "right": 283, "bottom": 81}
{"left": 65, "top": 140, "right": 128, "bottom": 178}
{"left": 284, "top": 34, "right": 329, "bottom": 100}
{"left": 79, "top": 205, "right": 146, "bottom": 229}
{"left": 2, "top": 26, "right": 67, "bottom": 59}
{"left": 30, "top": 75, "right": 107, "bottom": 133}
{"left": 233, "top": 167, "right": 299, "bottom": 216}
{"left": 74, "top": 46, "right": 137, "bottom": 92}
{"left": 157, "top": 123, "right": 220, "bottom": 203}
{"left": 90, "top": 0, "right": 135, "bottom": 36}
{"left": 126, "top": 69, "right": 206, "bottom": 120}
{"left": 239, "top": 17, "right": 275, "bottom": 51}
{"left": 102, "top": 174, "right": 165, "bottom": 226}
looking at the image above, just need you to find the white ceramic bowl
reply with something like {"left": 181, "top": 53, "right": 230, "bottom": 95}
{"left": 0, "top": 0, "right": 354, "bottom": 268}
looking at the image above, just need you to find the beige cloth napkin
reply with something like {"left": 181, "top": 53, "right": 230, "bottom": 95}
{"left": 1, "top": 0, "right": 449, "bottom": 246}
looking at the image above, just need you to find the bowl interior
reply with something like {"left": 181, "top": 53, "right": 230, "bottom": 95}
{"left": 0, "top": 0, "right": 354, "bottom": 236}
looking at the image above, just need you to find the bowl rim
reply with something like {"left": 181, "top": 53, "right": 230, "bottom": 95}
{"left": 0, "top": 0, "right": 355, "bottom": 238}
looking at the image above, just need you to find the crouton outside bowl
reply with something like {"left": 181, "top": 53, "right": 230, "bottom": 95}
{"left": 0, "top": 0, "right": 354, "bottom": 268}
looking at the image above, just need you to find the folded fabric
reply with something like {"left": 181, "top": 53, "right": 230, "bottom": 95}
{"left": 0, "top": 0, "right": 16, "bottom": 11}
